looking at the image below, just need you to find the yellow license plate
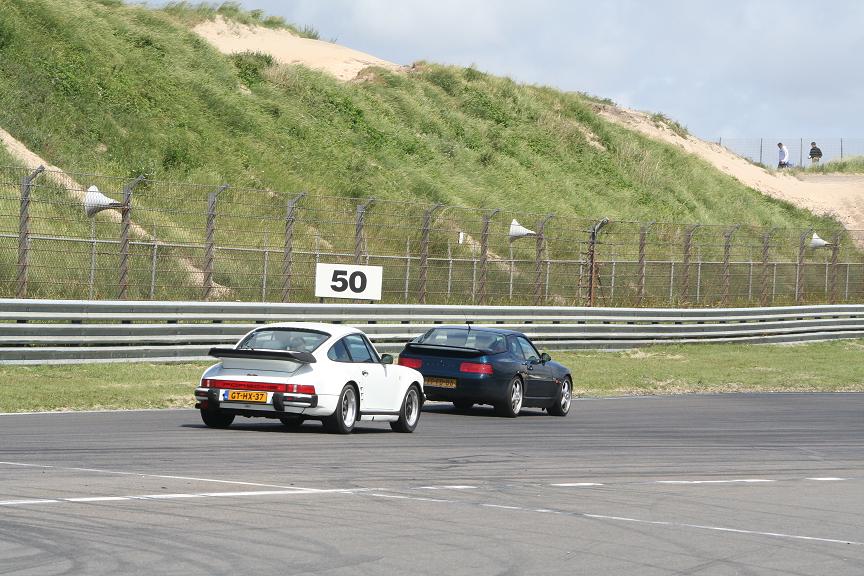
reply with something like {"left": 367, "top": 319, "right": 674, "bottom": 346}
{"left": 425, "top": 377, "right": 457, "bottom": 389}
{"left": 227, "top": 390, "right": 268, "bottom": 403}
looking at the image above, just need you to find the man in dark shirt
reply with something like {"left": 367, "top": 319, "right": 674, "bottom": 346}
{"left": 809, "top": 142, "right": 823, "bottom": 165}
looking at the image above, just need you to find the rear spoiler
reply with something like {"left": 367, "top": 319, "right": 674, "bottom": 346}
{"left": 208, "top": 347, "right": 316, "bottom": 364}
{"left": 402, "top": 343, "right": 488, "bottom": 358}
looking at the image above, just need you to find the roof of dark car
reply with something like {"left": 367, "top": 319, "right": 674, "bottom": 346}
{"left": 427, "top": 325, "right": 526, "bottom": 337}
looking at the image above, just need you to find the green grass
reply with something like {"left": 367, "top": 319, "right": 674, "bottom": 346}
{"left": 792, "top": 156, "right": 864, "bottom": 175}
{"left": 0, "top": 0, "right": 848, "bottom": 301}
{"left": 0, "top": 0, "right": 837, "bottom": 223}
{"left": 649, "top": 112, "right": 689, "bottom": 138}
{"left": 1, "top": 340, "right": 862, "bottom": 412}
{"left": 159, "top": 1, "right": 320, "bottom": 38}
{"left": 553, "top": 340, "right": 864, "bottom": 396}
{"left": 0, "top": 362, "right": 205, "bottom": 412}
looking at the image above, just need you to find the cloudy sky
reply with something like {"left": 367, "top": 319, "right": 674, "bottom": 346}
{"left": 184, "top": 1, "right": 863, "bottom": 139}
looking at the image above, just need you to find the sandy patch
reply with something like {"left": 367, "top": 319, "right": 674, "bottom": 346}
{"left": 0, "top": 126, "right": 229, "bottom": 296}
{"left": 626, "top": 349, "right": 685, "bottom": 361}
{"left": 193, "top": 17, "right": 403, "bottom": 81}
{"left": 596, "top": 105, "right": 864, "bottom": 234}
{"left": 575, "top": 123, "right": 606, "bottom": 152}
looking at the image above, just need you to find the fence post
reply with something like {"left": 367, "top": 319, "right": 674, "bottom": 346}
{"left": 508, "top": 244, "right": 514, "bottom": 301}
{"left": 668, "top": 262, "right": 675, "bottom": 303}
{"left": 418, "top": 204, "right": 443, "bottom": 304}
{"left": 533, "top": 214, "right": 554, "bottom": 306}
{"left": 404, "top": 238, "right": 411, "bottom": 303}
{"left": 149, "top": 226, "right": 158, "bottom": 300}
{"left": 478, "top": 208, "right": 500, "bottom": 305}
{"left": 471, "top": 243, "right": 477, "bottom": 304}
{"left": 681, "top": 224, "right": 700, "bottom": 305}
{"left": 795, "top": 228, "right": 813, "bottom": 304}
{"left": 829, "top": 234, "right": 840, "bottom": 304}
{"left": 203, "top": 184, "right": 229, "bottom": 300}
{"left": 772, "top": 263, "right": 778, "bottom": 303}
{"left": 721, "top": 225, "right": 740, "bottom": 306}
{"left": 355, "top": 199, "right": 375, "bottom": 265}
{"left": 759, "top": 138, "right": 763, "bottom": 164}
{"left": 118, "top": 175, "right": 146, "bottom": 300}
{"left": 748, "top": 261, "right": 753, "bottom": 301}
{"left": 587, "top": 218, "right": 609, "bottom": 307}
{"left": 89, "top": 219, "right": 97, "bottom": 299}
{"left": 16, "top": 165, "right": 45, "bottom": 299}
{"left": 760, "top": 229, "right": 776, "bottom": 306}
{"left": 799, "top": 137, "right": 803, "bottom": 167}
{"left": 637, "top": 222, "right": 654, "bottom": 306}
{"left": 447, "top": 241, "right": 452, "bottom": 298}
{"left": 840, "top": 138, "right": 844, "bottom": 160}
{"left": 281, "top": 192, "right": 305, "bottom": 303}
{"left": 262, "top": 250, "right": 269, "bottom": 302}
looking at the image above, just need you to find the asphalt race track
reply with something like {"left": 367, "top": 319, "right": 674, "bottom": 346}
{"left": 1, "top": 394, "right": 862, "bottom": 575}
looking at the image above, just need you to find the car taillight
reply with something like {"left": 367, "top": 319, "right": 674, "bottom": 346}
{"left": 459, "top": 362, "right": 493, "bottom": 374}
{"left": 398, "top": 357, "right": 423, "bottom": 369}
{"left": 285, "top": 384, "right": 316, "bottom": 395}
{"left": 199, "top": 379, "right": 314, "bottom": 394}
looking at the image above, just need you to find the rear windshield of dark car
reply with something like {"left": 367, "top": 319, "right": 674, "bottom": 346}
{"left": 417, "top": 328, "right": 506, "bottom": 352}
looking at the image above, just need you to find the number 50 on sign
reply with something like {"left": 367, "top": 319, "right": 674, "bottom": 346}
{"left": 314, "top": 263, "right": 383, "bottom": 301}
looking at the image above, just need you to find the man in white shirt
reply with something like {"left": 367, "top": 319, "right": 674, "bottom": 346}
{"left": 777, "top": 142, "right": 790, "bottom": 168}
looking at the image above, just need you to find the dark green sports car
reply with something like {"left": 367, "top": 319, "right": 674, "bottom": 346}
{"left": 397, "top": 326, "right": 572, "bottom": 417}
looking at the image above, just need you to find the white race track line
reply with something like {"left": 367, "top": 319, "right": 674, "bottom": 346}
{"left": 3, "top": 460, "right": 860, "bottom": 547}
{"left": 368, "top": 492, "right": 863, "bottom": 547}
{"left": 0, "top": 460, "right": 328, "bottom": 492}
{"left": 655, "top": 479, "right": 775, "bottom": 485}
{"left": 0, "top": 488, "right": 369, "bottom": 508}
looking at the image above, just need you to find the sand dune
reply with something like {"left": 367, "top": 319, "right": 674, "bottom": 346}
{"left": 596, "top": 105, "right": 864, "bottom": 234}
{"left": 193, "top": 17, "right": 403, "bottom": 81}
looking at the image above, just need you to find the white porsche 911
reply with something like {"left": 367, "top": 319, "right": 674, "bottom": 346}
{"left": 194, "top": 323, "right": 424, "bottom": 434}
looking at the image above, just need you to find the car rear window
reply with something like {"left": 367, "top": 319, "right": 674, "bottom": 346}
{"left": 238, "top": 329, "right": 329, "bottom": 353}
{"left": 417, "top": 328, "right": 506, "bottom": 352}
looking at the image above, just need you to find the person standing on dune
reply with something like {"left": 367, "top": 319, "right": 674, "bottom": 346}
{"left": 777, "top": 142, "right": 790, "bottom": 169}
{"left": 809, "top": 141, "right": 823, "bottom": 165}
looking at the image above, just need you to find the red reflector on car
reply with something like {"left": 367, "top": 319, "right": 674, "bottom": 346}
{"left": 398, "top": 357, "right": 423, "bottom": 369}
{"left": 286, "top": 384, "right": 316, "bottom": 395}
{"left": 459, "top": 362, "right": 493, "bottom": 374}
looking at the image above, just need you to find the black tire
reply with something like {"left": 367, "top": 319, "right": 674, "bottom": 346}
{"left": 548, "top": 377, "right": 572, "bottom": 417}
{"left": 324, "top": 385, "right": 358, "bottom": 434}
{"left": 200, "top": 409, "right": 234, "bottom": 428}
{"left": 279, "top": 415, "right": 304, "bottom": 429}
{"left": 391, "top": 385, "right": 422, "bottom": 433}
{"left": 452, "top": 400, "right": 474, "bottom": 412}
{"left": 495, "top": 376, "right": 523, "bottom": 418}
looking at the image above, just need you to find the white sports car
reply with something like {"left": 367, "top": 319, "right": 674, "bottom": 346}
{"left": 194, "top": 323, "right": 424, "bottom": 434}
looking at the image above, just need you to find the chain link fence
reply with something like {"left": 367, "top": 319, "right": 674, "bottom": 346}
{"left": 1, "top": 165, "right": 862, "bottom": 307}
{"left": 717, "top": 137, "right": 864, "bottom": 167}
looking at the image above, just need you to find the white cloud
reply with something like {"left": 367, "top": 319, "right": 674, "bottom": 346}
{"left": 217, "top": 0, "right": 864, "bottom": 138}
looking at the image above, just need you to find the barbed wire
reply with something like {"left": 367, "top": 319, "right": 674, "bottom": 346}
{"left": 1, "top": 164, "right": 860, "bottom": 306}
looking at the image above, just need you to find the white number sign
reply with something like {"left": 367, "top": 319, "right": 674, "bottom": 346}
{"left": 314, "top": 263, "right": 383, "bottom": 301}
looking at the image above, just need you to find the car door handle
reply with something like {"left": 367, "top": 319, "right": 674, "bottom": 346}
{"left": 362, "top": 370, "right": 369, "bottom": 376}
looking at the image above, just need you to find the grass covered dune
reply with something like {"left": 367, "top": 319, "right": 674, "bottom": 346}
{"left": 1, "top": 340, "right": 861, "bottom": 413}
{"left": 0, "top": 0, "right": 839, "bottom": 228}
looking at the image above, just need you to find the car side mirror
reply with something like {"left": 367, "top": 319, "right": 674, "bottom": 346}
{"left": 540, "top": 352, "right": 551, "bottom": 363}
{"left": 380, "top": 354, "right": 394, "bottom": 365}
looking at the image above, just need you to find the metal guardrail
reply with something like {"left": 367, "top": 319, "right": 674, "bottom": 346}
{"left": 1, "top": 299, "right": 864, "bottom": 364}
